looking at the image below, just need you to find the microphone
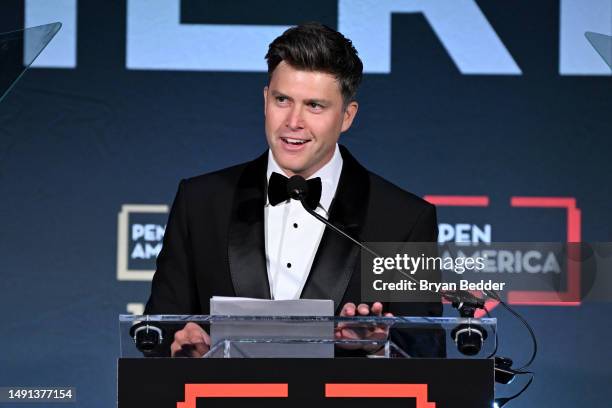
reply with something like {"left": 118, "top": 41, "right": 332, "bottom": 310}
{"left": 286, "top": 175, "right": 380, "bottom": 258}
{"left": 287, "top": 175, "right": 490, "bottom": 354}
{"left": 287, "top": 176, "right": 484, "bottom": 305}
{"left": 286, "top": 175, "right": 485, "bottom": 305}
{"left": 286, "top": 174, "right": 310, "bottom": 201}
{"left": 287, "top": 175, "right": 535, "bottom": 382}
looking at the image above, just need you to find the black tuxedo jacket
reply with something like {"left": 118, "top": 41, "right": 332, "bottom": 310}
{"left": 145, "top": 145, "right": 443, "bottom": 356}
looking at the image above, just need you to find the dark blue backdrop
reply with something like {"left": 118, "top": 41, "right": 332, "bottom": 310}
{"left": 1, "top": 1, "right": 611, "bottom": 407}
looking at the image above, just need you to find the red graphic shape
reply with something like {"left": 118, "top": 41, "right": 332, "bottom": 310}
{"left": 424, "top": 195, "right": 582, "bottom": 311}
{"left": 177, "top": 383, "right": 288, "bottom": 408}
{"left": 509, "top": 197, "right": 581, "bottom": 306}
{"left": 424, "top": 195, "right": 489, "bottom": 207}
{"left": 326, "top": 383, "right": 436, "bottom": 408}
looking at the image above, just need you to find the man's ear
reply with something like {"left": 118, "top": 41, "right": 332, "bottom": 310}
{"left": 341, "top": 101, "right": 359, "bottom": 132}
{"left": 263, "top": 86, "right": 269, "bottom": 116}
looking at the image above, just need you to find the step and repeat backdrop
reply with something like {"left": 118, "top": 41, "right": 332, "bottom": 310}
{"left": 1, "top": 1, "right": 611, "bottom": 407}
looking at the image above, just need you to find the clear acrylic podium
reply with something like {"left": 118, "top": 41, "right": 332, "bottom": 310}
{"left": 118, "top": 315, "right": 496, "bottom": 407}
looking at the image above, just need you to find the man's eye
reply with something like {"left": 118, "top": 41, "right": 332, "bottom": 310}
{"left": 309, "top": 102, "right": 322, "bottom": 109}
{"left": 276, "top": 96, "right": 287, "bottom": 103}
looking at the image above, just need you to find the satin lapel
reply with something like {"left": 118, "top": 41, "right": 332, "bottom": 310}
{"left": 300, "top": 145, "right": 370, "bottom": 308}
{"left": 228, "top": 152, "right": 271, "bottom": 299}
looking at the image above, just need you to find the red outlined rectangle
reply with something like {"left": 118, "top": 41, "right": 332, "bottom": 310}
{"left": 509, "top": 197, "right": 581, "bottom": 306}
{"left": 426, "top": 195, "right": 582, "bottom": 308}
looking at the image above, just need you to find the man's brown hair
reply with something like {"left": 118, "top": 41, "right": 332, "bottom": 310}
{"left": 265, "top": 22, "right": 363, "bottom": 105}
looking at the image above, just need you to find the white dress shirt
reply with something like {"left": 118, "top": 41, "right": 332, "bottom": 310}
{"left": 264, "top": 144, "right": 343, "bottom": 300}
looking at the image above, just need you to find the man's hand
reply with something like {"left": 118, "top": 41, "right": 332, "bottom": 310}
{"left": 335, "top": 302, "right": 393, "bottom": 352}
{"left": 170, "top": 322, "right": 211, "bottom": 357}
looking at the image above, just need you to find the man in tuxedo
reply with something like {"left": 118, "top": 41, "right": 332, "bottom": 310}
{"left": 144, "top": 22, "right": 442, "bottom": 357}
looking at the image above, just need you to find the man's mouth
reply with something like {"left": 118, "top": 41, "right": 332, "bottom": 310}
{"left": 281, "top": 137, "right": 311, "bottom": 146}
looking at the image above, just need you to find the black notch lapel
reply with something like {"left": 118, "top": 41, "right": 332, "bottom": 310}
{"left": 227, "top": 152, "right": 271, "bottom": 299}
{"left": 300, "top": 145, "right": 370, "bottom": 309}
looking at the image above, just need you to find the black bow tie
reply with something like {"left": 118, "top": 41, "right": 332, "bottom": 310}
{"left": 268, "top": 172, "right": 322, "bottom": 210}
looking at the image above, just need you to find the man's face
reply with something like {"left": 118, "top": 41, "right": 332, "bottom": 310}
{"left": 264, "top": 61, "right": 358, "bottom": 179}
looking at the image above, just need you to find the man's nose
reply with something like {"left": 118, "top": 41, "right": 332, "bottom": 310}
{"left": 286, "top": 105, "right": 304, "bottom": 130}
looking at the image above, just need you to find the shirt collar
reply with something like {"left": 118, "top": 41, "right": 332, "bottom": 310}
{"left": 266, "top": 144, "right": 343, "bottom": 213}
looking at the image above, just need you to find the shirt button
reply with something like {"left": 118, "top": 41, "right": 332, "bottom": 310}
{"left": 293, "top": 223, "right": 298, "bottom": 228}
{"left": 287, "top": 263, "right": 292, "bottom": 268}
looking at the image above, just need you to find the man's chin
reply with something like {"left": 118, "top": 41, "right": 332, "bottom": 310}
{"left": 278, "top": 164, "right": 306, "bottom": 177}
{"left": 272, "top": 153, "right": 307, "bottom": 174}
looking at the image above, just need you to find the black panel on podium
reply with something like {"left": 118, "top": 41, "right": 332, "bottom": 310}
{"left": 118, "top": 315, "right": 496, "bottom": 407}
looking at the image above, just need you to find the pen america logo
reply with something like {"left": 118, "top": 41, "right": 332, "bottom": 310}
{"left": 116, "top": 204, "right": 169, "bottom": 282}
{"left": 425, "top": 195, "right": 582, "bottom": 312}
